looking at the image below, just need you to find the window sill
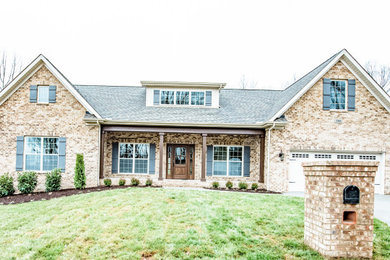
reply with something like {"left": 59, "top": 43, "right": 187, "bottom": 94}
{"left": 328, "top": 109, "right": 349, "bottom": 113}
{"left": 36, "top": 102, "right": 50, "bottom": 106}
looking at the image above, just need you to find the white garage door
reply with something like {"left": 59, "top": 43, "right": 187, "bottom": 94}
{"left": 288, "top": 152, "right": 384, "bottom": 194}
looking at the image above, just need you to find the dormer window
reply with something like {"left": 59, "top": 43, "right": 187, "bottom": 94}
{"left": 38, "top": 85, "right": 50, "bottom": 103}
{"left": 191, "top": 91, "right": 204, "bottom": 105}
{"left": 157, "top": 90, "right": 207, "bottom": 106}
{"left": 176, "top": 91, "right": 189, "bottom": 105}
{"left": 160, "top": 91, "right": 174, "bottom": 105}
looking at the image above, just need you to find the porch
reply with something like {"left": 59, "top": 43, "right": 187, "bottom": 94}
{"left": 99, "top": 125, "right": 265, "bottom": 187}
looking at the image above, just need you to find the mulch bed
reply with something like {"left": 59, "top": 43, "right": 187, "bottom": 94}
{"left": 0, "top": 185, "right": 157, "bottom": 205}
{"left": 204, "top": 188, "right": 281, "bottom": 194}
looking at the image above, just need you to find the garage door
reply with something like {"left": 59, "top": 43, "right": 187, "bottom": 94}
{"left": 288, "top": 152, "right": 384, "bottom": 194}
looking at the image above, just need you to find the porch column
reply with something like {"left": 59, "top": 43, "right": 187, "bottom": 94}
{"left": 159, "top": 133, "right": 165, "bottom": 180}
{"left": 259, "top": 134, "right": 265, "bottom": 183}
{"left": 99, "top": 129, "right": 105, "bottom": 179}
{"left": 201, "top": 133, "right": 207, "bottom": 182}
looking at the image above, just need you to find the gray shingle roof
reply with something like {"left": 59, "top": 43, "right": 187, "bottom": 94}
{"left": 74, "top": 50, "right": 341, "bottom": 126}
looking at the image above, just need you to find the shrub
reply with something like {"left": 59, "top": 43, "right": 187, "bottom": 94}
{"left": 18, "top": 171, "right": 38, "bottom": 194}
{"left": 225, "top": 181, "right": 233, "bottom": 189}
{"left": 131, "top": 178, "right": 140, "bottom": 186}
{"left": 119, "top": 179, "right": 126, "bottom": 186}
{"left": 251, "top": 183, "right": 259, "bottom": 190}
{"left": 45, "top": 168, "right": 62, "bottom": 192}
{"left": 238, "top": 182, "right": 248, "bottom": 190}
{"left": 0, "top": 173, "right": 15, "bottom": 197}
{"left": 212, "top": 181, "right": 219, "bottom": 189}
{"left": 145, "top": 179, "right": 153, "bottom": 186}
{"left": 74, "top": 153, "right": 86, "bottom": 189}
{"left": 104, "top": 178, "right": 112, "bottom": 187}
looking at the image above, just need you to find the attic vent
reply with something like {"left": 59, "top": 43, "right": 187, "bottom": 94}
{"left": 337, "top": 154, "right": 354, "bottom": 160}
{"left": 359, "top": 155, "right": 377, "bottom": 160}
{"left": 291, "top": 153, "right": 309, "bottom": 159}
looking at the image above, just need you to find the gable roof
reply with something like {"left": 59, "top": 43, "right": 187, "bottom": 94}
{"left": 0, "top": 54, "right": 102, "bottom": 119}
{"left": 269, "top": 49, "right": 390, "bottom": 121}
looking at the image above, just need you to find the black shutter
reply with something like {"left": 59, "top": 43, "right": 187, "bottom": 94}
{"left": 348, "top": 79, "right": 356, "bottom": 111}
{"left": 149, "top": 144, "right": 156, "bottom": 174}
{"left": 112, "top": 142, "right": 119, "bottom": 173}
{"left": 323, "top": 79, "right": 331, "bottom": 110}
{"left": 243, "top": 146, "right": 250, "bottom": 177}
{"left": 49, "top": 85, "right": 57, "bottom": 103}
{"left": 30, "top": 85, "right": 37, "bottom": 103}
{"left": 16, "top": 136, "right": 24, "bottom": 171}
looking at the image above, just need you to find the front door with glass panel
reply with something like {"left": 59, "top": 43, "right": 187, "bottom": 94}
{"left": 166, "top": 144, "right": 194, "bottom": 179}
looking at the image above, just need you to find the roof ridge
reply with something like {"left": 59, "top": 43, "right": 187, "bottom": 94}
{"left": 74, "top": 84, "right": 142, "bottom": 88}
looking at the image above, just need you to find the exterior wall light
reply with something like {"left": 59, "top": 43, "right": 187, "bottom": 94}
{"left": 279, "top": 151, "right": 284, "bottom": 161}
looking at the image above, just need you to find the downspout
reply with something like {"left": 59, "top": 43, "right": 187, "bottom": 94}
{"left": 267, "top": 122, "right": 276, "bottom": 191}
{"left": 97, "top": 119, "right": 101, "bottom": 186}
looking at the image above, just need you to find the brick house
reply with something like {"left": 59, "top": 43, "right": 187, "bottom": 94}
{"left": 0, "top": 49, "right": 389, "bottom": 194}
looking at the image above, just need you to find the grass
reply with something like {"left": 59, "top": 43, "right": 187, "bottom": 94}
{"left": 0, "top": 188, "right": 388, "bottom": 259}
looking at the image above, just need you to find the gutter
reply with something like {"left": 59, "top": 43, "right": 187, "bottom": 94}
{"left": 267, "top": 122, "right": 276, "bottom": 191}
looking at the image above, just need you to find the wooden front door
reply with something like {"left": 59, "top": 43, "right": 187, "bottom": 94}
{"left": 167, "top": 144, "right": 194, "bottom": 179}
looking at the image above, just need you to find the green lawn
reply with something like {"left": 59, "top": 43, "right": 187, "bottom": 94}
{"left": 0, "top": 188, "right": 389, "bottom": 259}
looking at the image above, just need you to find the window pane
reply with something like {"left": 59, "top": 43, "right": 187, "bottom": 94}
{"left": 213, "top": 161, "right": 227, "bottom": 175}
{"left": 176, "top": 91, "right": 189, "bottom": 105}
{"left": 229, "top": 146, "right": 243, "bottom": 162}
{"left": 191, "top": 92, "right": 204, "bottom": 105}
{"left": 120, "top": 144, "right": 133, "bottom": 158}
{"left": 25, "top": 154, "right": 41, "bottom": 171}
{"left": 214, "top": 146, "right": 227, "bottom": 161}
{"left": 135, "top": 144, "right": 149, "bottom": 159}
{"left": 119, "top": 159, "right": 133, "bottom": 173}
{"left": 330, "top": 80, "right": 346, "bottom": 110}
{"left": 43, "top": 155, "right": 58, "bottom": 171}
{"left": 229, "top": 162, "right": 242, "bottom": 176}
{"left": 38, "top": 86, "right": 49, "bottom": 103}
{"left": 161, "top": 91, "right": 174, "bottom": 104}
{"left": 43, "top": 138, "right": 58, "bottom": 155}
{"left": 25, "top": 137, "right": 41, "bottom": 154}
{"left": 175, "top": 147, "right": 186, "bottom": 164}
{"left": 135, "top": 160, "right": 148, "bottom": 173}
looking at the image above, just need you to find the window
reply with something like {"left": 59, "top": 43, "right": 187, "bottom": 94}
{"left": 176, "top": 91, "right": 189, "bottom": 105}
{"left": 213, "top": 146, "right": 243, "bottom": 176}
{"left": 337, "top": 154, "right": 354, "bottom": 160}
{"left": 330, "top": 80, "right": 346, "bottom": 110}
{"left": 359, "top": 155, "right": 377, "bottom": 160}
{"left": 160, "top": 91, "right": 174, "bottom": 104}
{"left": 291, "top": 153, "right": 309, "bottom": 159}
{"left": 24, "top": 137, "right": 59, "bottom": 171}
{"left": 38, "top": 86, "right": 49, "bottom": 103}
{"left": 314, "top": 154, "right": 332, "bottom": 159}
{"left": 191, "top": 91, "right": 205, "bottom": 105}
{"left": 119, "top": 143, "right": 149, "bottom": 174}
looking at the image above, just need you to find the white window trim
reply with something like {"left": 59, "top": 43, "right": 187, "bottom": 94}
{"left": 118, "top": 143, "right": 150, "bottom": 174}
{"left": 37, "top": 85, "right": 50, "bottom": 104}
{"left": 329, "top": 79, "right": 348, "bottom": 111}
{"left": 158, "top": 89, "right": 207, "bottom": 107}
{"left": 212, "top": 145, "right": 244, "bottom": 177}
{"left": 24, "top": 136, "right": 59, "bottom": 172}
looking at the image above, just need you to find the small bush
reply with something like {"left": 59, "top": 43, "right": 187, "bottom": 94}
{"left": 18, "top": 171, "right": 38, "bottom": 194}
{"left": 251, "top": 183, "right": 259, "bottom": 190}
{"left": 0, "top": 173, "right": 15, "bottom": 197}
{"left": 225, "top": 181, "right": 233, "bottom": 189}
{"left": 74, "top": 154, "right": 86, "bottom": 189}
{"left": 238, "top": 182, "right": 248, "bottom": 190}
{"left": 45, "top": 168, "right": 62, "bottom": 192}
{"left": 119, "top": 179, "right": 126, "bottom": 186}
{"left": 131, "top": 178, "right": 140, "bottom": 186}
{"left": 145, "top": 179, "right": 153, "bottom": 186}
{"left": 212, "top": 181, "right": 219, "bottom": 189}
{"left": 104, "top": 179, "right": 112, "bottom": 187}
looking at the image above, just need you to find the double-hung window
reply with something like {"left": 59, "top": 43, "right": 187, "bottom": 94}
{"left": 330, "top": 80, "right": 346, "bottom": 110}
{"left": 213, "top": 146, "right": 243, "bottom": 176}
{"left": 38, "top": 86, "right": 50, "bottom": 103}
{"left": 24, "top": 137, "right": 59, "bottom": 171}
{"left": 119, "top": 143, "right": 149, "bottom": 174}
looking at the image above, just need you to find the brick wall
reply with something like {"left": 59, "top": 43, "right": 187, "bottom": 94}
{"left": 303, "top": 161, "right": 377, "bottom": 258}
{"left": 265, "top": 61, "right": 390, "bottom": 194}
{"left": 0, "top": 65, "right": 99, "bottom": 191}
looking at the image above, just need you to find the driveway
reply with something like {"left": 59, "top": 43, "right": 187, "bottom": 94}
{"left": 284, "top": 192, "right": 390, "bottom": 226}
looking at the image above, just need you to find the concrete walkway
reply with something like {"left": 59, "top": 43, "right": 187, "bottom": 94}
{"left": 284, "top": 192, "right": 390, "bottom": 226}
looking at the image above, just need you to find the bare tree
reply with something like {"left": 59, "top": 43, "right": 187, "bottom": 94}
{"left": 0, "top": 52, "right": 22, "bottom": 90}
{"left": 364, "top": 61, "right": 390, "bottom": 89}
{"left": 239, "top": 74, "right": 258, "bottom": 89}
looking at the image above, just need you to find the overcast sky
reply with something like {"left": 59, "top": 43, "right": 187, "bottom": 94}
{"left": 1, "top": 0, "right": 390, "bottom": 89}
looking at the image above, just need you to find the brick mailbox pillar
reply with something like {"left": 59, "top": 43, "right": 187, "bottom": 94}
{"left": 302, "top": 161, "right": 378, "bottom": 259}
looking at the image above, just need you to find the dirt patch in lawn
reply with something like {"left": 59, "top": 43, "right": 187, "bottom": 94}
{"left": 0, "top": 186, "right": 158, "bottom": 205}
